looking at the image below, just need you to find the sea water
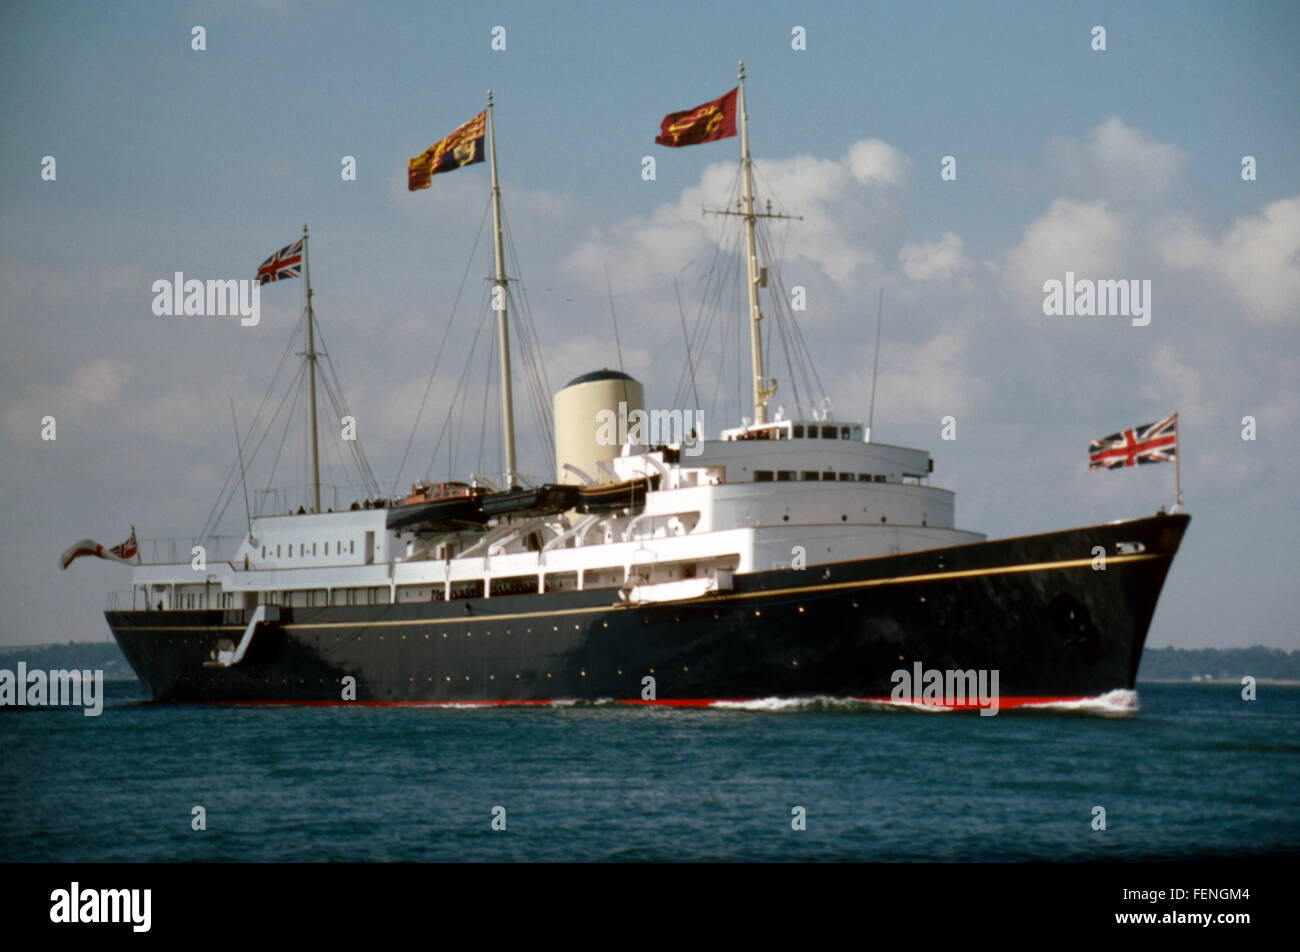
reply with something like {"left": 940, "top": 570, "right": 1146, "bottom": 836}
{"left": 2, "top": 681, "right": 1297, "bottom": 861}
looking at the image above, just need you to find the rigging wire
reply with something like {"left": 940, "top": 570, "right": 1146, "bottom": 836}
{"left": 422, "top": 281, "right": 492, "bottom": 482}
{"left": 391, "top": 193, "right": 493, "bottom": 496}
{"left": 198, "top": 310, "right": 305, "bottom": 539}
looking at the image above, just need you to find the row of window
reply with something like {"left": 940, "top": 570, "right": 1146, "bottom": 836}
{"left": 733, "top": 424, "right": 864, "bottom": 442}
{"left": 792, "top": 424, "right": 862, "bottom": 440}
{"left": 260, "top": 540, "right": 357, "bottom": 559}
{"left": 754, "top": 471, "right": 889, "bottom": 483}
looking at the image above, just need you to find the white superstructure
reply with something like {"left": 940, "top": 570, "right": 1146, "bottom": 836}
{"left": 126, "top": 412, "right": 984, "bottom": 613}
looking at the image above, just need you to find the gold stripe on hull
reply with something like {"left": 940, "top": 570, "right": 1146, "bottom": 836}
{"left": 115, "top": 552, "right": 1165, "bottom": 632}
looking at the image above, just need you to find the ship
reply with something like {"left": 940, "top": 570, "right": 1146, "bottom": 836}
{"left": 89, "top": 65, "right": 1189, "bottom": 708}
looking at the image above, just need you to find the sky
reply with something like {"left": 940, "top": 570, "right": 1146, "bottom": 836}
{"left": 1, "top": 0, "right": 1297, "bottom": 649}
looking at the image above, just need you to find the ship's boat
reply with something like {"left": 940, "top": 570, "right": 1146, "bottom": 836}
{"left": 386, "top": 482, "right": 488, "bottom": 531}
{"left": 479, "top": 483, "right": 579, "bottom": 517}
{"left": 577, "top": 475, "right": 660, "bottom": 513}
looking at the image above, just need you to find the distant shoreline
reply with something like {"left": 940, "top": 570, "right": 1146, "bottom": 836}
{"left": 1139, "top": 677, "right": 1300, "bottom": 686}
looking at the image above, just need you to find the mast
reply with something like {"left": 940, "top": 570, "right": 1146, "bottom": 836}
{"left": 737, "top": 61, "right": 774, "bottom": 425}
{"left": 303, "top": 223, "right": 321, "bottom": 513}
{"left": 704, "top": 64, "right": 797, "bottom": 424}
{"left": 487, "top": 90, "right": 518, "bottom": 489}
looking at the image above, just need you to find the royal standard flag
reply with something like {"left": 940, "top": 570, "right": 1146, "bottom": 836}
{"left": 655, "top": 87, "right": 738, "bottom": 148}
{"left": 408, "top": 111, "right": 487, "bottom": 191}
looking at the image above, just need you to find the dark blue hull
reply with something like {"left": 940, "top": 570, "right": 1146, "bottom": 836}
{"left": 106, "top": 514, "right": 1189, "bottom": 704}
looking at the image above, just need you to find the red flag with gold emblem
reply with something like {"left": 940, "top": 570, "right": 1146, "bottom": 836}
{"left": 408, "top": 112, "right": 487, "bottom": 191}
{"left": 655, "top": 88, "right": 738, "bottom": 148}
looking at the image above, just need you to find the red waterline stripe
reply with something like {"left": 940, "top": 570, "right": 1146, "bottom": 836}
{"left": 198, "top": 695, "right": 1093, "bottom": 709}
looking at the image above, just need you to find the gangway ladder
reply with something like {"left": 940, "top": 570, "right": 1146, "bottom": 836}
{"left": 204, "top": 605, "right": 280, "bottom": 668}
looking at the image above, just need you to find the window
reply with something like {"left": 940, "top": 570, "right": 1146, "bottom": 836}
{"left": 777, "top": 471, "right": 796, "bottom": 481}
{"left": 450, "top": 580, "right": 484, "bottom": 600}
{"left": 349, "top": 540, "right": 355, "bottom": 555}
{"left": 822, "top": 426, "right": 837, "bottom": 439}
{"left": 582, "top": 567, "right": 623, "bottom": 590}
{"left": 852, "top": 426, "right": 863, "bottom": 440}
{"left": 841, "top": 427, "right": 851, "bottom": 439}
{"left": 754, "top": 470, "right": 774, "bottom": 482}
{"left": 490, "top": 575, "right": 536, "bottom": 597}
{"left": 839, "top": 473, "right": 856, "bottom": 482}
{"left": 276, "top": 544, "right": 282, "bottom": 558}
{"left": 261, "top": 545, "right": 266, "bottom": 558}
{"left": 793, "top": 425, "right": 804, "bottom": 438}
{"left": 874, "top": 474, "right": 887, "bottom": 483}
{"left": 545, "top": 572, "right": 578, "bottom": 593}
{"left": 802, "top": 471, "right": 820, "bottom": 481}
{"left": 860, "top": 474, "right": 872, "bottom": 482}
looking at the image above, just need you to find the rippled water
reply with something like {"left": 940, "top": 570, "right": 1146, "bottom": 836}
{"left": 3, "top": 682, "right": 1297, "bottom": 861}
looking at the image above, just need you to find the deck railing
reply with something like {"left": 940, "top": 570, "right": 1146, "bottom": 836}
{"left": 135, "top": 535, "right": 244, "bottom": 565}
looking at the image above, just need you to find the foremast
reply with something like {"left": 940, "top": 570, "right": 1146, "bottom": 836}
{"left": 302, "top": 223, "right": 322, "bottom": 513}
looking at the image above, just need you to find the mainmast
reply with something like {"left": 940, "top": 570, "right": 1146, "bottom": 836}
{"left": 737, "top": 62, "right": 774, "bottom": 425}
{"left": 487, "top": 90, "right": 518, "bottom": 489}
{"left": 707, "top": 63, "right": 798, "bottom": 426}
{"left": 302, "top": 223, "right": 322, "bottom": 513}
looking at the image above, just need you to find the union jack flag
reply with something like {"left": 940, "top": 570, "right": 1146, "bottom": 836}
{"left": 256, "top": 238, "right": 304, "bottom": 285}
{"left": 1089, "top": 414, "right": 1178, "bottom": 469}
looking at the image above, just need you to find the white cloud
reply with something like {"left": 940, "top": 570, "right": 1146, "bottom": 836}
{"left": 1139, "top": 344, "right": 1210, "bottom": 423}
{"left": 899, "top": 232, "right": 969, "bottom": 282}
{"left": 1047, "top": 116, "right": 1190, "bottom": 199}
{"left": 1, "top": 357, "right": 134, "bottom": 443}
{"left": 833, "top": 326, "right": 988, "bottom": 426}
{"left": 1002, "top": 198, "right": 1127, "bottom": 305}
{"left": 1157, "top": 196, "right": 1300, "bottom": 325}
{"left": 846, "top": 138, "right": 910, "bottom": 188}
{"left": 561, "top": 138, "right": 912, "bottom": 300}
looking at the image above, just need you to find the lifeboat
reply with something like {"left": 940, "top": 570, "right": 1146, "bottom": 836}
{"left": 479, "top": 483, "right": 580, "bottom": 518}
{"left": 386, "top": 481, "right": 488, "bottom": 531}
{"left": 578, "top": 474, "right": 659, "bottom": 513}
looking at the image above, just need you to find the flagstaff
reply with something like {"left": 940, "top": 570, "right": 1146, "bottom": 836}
{"left": 1174, "top": 410, "right": 1183, "bottom": 511}
{"left": 487, "top": 90, "right": 518, "bottom": 489}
